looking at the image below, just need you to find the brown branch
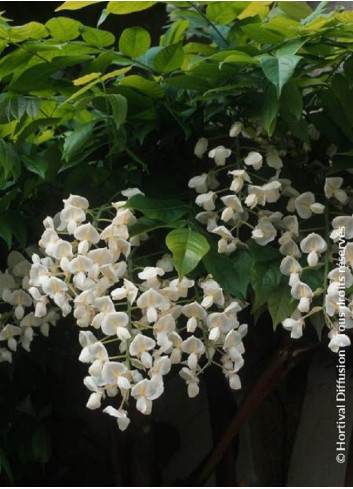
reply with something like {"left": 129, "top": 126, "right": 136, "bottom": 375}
{"left": 185, "top": 343, "right": 318, "bottom": 487}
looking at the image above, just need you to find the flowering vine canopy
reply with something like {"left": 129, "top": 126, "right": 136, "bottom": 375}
{"left": 0, "top": 1, "right": 353, "bottom": 434}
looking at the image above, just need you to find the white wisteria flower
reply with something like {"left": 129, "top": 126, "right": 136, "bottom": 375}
{"left": 294, "top": 192, "right": 324, "bottom": 219}
{"left": 188, "top": 174, "right": 209, "bottom": 194}
{"left": 129, "top": 333, "right": 156, "bottom": 368}
{"left": 291, "top": 281, "right": 313, "bottom": 313}
{"left": 228, "top": 169, "right": 251, "bottom": 193}
{"left": 182, "top": 302, "right": 207, "bottom": 333}
{"left": 330, "top": 216, "right": 353, "bottom": 241}
{"left": 266, "top": 148, "right": 283, "bottom": 169}
{"left": 229, "top": 121, "right": 243, "bottom": 138}
{"left": 194, "top": 137, "right": 208, "bottom": 158}
{"left": 103, "top": 406, "right": 130, "bottom": 431}
{"left": 220, "top": 194, "right": 243, "bottom": 222}
{"left": 208, "top": 146, "right": 232, "bottom": 166}
{"left": 179, "top": 367, "right": 200, "bottom": 398}
{"left": 324, "top": 177, "right": 347, "bottom": 204}
{"left": 300, "top": 233, "right": 327, "bottom": 267}
{"left": 252, "top": 220, "right": 277, "bottom": 246}
{"left": 282, "top": 310, "right": 305, "bottom": 339}
{"left": 244, "top": 151, "right": 263, "bottom": 170}
{"left": 280, "top": 256, "right": 302, "bottom": 287}
{"left": 195, "top": 191, "right": 217, "bottom": 211}
{"left": 328, "top": 331, "right": 351, "bottom": 353}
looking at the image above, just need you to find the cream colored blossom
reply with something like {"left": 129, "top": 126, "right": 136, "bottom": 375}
{"left": 228, "top": 169, "right": 251, "bottom": 193}
{"left": 252, "top": 220, "right": 277, "bottom": 246}
{"left": 182, "top": 301, "right": 207, "bottom": 333}
{"left": 194, "top": 137, "right": 208, "bottom": 158}
{"left": 324, "top": 177, "right": 347, "bottom": 204}
{"left": 195, "top": 191, "right": 217, "bottom": 211}
{"left": 208, "top": 146, "right": 232, "bottom": 166}
{"left": 291, "top": 281, "right": 313, "bottom": 313}
{"left": 244, "top": 151, "right": 263, "bottom": 170}
{"left": 229, "top": 121, "right": 243, "bottom": 137}
{"left": 295, "top": 192, "right": 324, "bottom": 219}
{"left": 300, "top": 233, "right": 327, "bottom": 267}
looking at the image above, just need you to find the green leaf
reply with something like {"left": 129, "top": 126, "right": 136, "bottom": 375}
{"left": 154, "top": 42, "right": 184, "bottom": 73}
{"left": 119, "top": 27, "right": 151, "bottom": 57}
{"left": 0, "top": 25, "right": 8, "bottom": 41}
{"left": 206, "top": 2, "right": 248, "bottom": 25}
{"left": 281, "top": 79, "right": 302, "bottom": 120}
{"left": 7, "top": 211, "right": 27, "bottom": 247}
{"left": 300, "top": 267, "right": 324, "bottom": 292}
{"left": 263, "top": 15, "right": 300, "bottom": 38}
{"left": 309, "top": 310, "right": 325, "bottom": 339}
{"left": 0, "top": 49, "right": 32, "bottom": 81}
{"left": 164, "top": 75, "right": 210, "bottom": 90}
{"left": 62, "top": 122, "right": 96, "bottom": 162}
{"left": 238, "top": 1, "right": 271, "bottom": 20}
{"left": 107, "top": 1, "right": 157, "bottom": 14}
{"left": 0, "top": 94, "right": 27, "bottom": 121}
{"left": 259, "top": 54, "right": 301, "bottom": 96}
{"left": 262, "top": 84, "right": 278, "bottom": 136}
{"left": 120, "top": 75, "right": 165, "bottom": 98}
{"left": 303, "top": 1, "right": 330, "bottom": 25}
{"left": 250, "top": 244, "right": 283, "bottom": 312}
{"left": 128, "top": 217, "right": 185, "bottom": 236}
{"left": 81, "top": 26, "right": 115, "bottom": 47}
{"left": 125, "top": 194, "right": 188, "bottom": 222}
{"left": 242, "top": 24, "right": 284, "bottom": 44}
{"left": 203, "top": 247, "right": 251, "bottom": 300}
{"left": 251, "top": 261, "right": 283, "bottom": 312}
{"left": 106, "top": 94, "right": 128, "bottom": 129}
{"left": 161, "top": 19, "right": 189, "bottom": 46}
{"left": 0, "top": 140, "right": 21, "bottom": 181}
{"left": 46, "top": 17, "right": 81, "bottom": 41}
{"left": 22, "top": 155, "right": 47, "bottom": 179}
{"left": 276, "top": 38, "right": 306, "bottom": 57}
{"left": 9, "top": 62, "right": 58, "bottom": 92}
{"left": 166, "top": 228, "right": 210, "bottom": 278}
{"left": 222, "top": 52, "right": 258, "bottom": 65}
{"left": 278, "top": 1, "right": 312, "bottom": 20}
{"left": 9, "top": 22, "right": 48, "bottom": 42}
{"left": 73, "top": 72, "right": 101, "bottom": 86}
{"left": 331, "top": 74, "right": 353, "bottom": 126}
{"left": 56, "top": 1, "right": 101, "bottom": 10}
{"left": 25, "top": 98, "right": 40, "bottom": 118}
{"left": 268, "top": 279, "right": 297, "bottom": 329}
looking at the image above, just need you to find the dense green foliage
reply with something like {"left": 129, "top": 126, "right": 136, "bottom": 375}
{"left": 0, "top": 1, "right": 351, "bottom": 248}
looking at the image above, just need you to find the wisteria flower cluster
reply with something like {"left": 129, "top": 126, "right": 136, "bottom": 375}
{"left": 190, "top": 126, "right": 353, "bottom": 353}
{"left": 25, "top": 193, "right": 247, "bottom": 430}
{"left": 0, "top": 250, "right": 59, "bottom": 363}
{"left": 2, "top": 120, "right": 353, "bottom": 430}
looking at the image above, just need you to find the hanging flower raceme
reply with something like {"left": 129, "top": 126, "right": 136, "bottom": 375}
{"left": 188, "top": 121, "right": 353, "bottom": 356}
{"left": 26, "top": 193, "right": 248, "bottom": 430}
{"left": 0, "top": 251, "right": 59, "bottom": 362}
